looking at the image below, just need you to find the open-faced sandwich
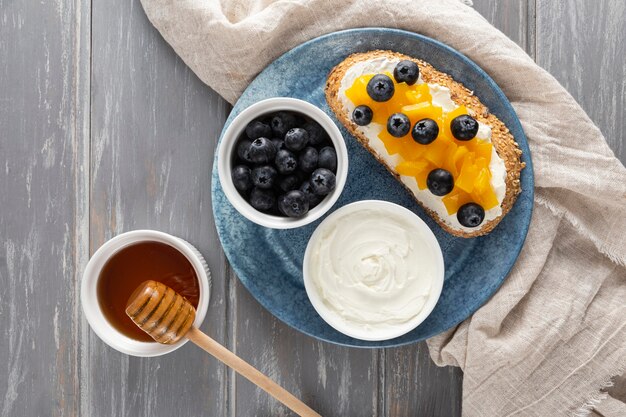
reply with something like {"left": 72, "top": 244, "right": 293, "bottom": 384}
{"left": 325, "top": 50, "right": 525, "bottom": 237}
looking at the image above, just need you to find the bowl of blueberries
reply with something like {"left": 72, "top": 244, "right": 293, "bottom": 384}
{"left": 217, "top": 97, "right": 349, "bottom": 229}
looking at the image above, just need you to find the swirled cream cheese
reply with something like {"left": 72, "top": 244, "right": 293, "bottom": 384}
{"left": 337, "top": 57, "right": 507, "bottom": 233}
{"left": 307, "top": 206, "right": 441, "bottom": 336}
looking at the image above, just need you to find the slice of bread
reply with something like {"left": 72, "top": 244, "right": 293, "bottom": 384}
{"left": 325, "top": 50, "right": 525, "bottom": 238}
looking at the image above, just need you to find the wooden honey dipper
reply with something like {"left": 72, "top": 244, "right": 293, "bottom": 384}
{"left": 126, "top": 280, "right": 321, "bottom": 417}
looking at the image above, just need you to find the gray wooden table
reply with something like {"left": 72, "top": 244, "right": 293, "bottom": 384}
{"left": 1, "top": 1, "right": 624, "bottom": 416}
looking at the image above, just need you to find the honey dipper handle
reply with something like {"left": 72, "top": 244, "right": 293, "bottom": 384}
{"left": 186, "top": 327, "right": 322, "bottom": 417}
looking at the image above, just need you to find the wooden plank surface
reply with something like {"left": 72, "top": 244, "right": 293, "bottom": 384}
{"left": 85, "top": 0, "right": 231, "bottom": 416}
{"left": 0, "top": 0, "right": 88, "bottom": 415}
{"left": 535, "top": 0, "right": 626, "bottom": 162}
{"left": 1, "top": 0, "right": 625, "bottom": 416}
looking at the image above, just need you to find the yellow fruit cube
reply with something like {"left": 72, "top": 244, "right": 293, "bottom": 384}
{"left": 378, "top": 129, "right": 403, "bottom": 155}
{"left": 474, "top": 140, "right": 493, "bottom": 164}
{"left": 441, "top": 141, "right": 459, "bottom": 177}
{"left": 396, "top": 160, "right": 430, "bottom": 177}
{"left": 452, "top": 146, "right": 469, "bottom": 172}
{"left": 371, "top": 103, "right": 392, "bottom": 125}
{"left": 474, "top": 167, "right": 488, "bottom": 190}
{"left": 456, "top": 153, "right": 478, "bottom": 193}
{"left": 399, "top": 138, "right": 428, "bottom": 161}
{"left": 401, "top": 103, "right": 443, "bottom": 126}
{"left": 389, "top": 82, "right": 412, "bottom": 108}
{"left": 423, "top": 136, "right": 454, "bottom": 167}
{"left": 404, "top": 83, "right": 432, "bottom": 104}
{"left": 472, "top": 168, "right": 499, "bottom": 210}
{"left": 474, "top": 156, "right": 489, "bottom": 172}
{"left": 442, "top": 187, "right": 473, "bottom": 215}
{"left": 344, "top": 75, "right": 373, "bottom": 105}
{"left": 415, "top": 167, "right": 431, "bottom": 190}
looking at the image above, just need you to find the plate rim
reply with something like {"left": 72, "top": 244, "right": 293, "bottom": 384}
{"left": 211, "top": 27, "right": 534, "bottom": 348}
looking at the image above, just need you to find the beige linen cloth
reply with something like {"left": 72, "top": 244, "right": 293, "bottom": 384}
{"left": 138, "top": 0, "right": 626, "bottom": 415}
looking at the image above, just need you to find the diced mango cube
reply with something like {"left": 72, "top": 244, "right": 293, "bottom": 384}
{"left": 474, "top": 156, "right": 489, "bottom": 172}
{"left": 402, "top": 103, "right": 443, "bottom": 126}
{"left": 476, "top": 189, "right": 499, "bottom": 210}
{"left": 415, "top": 167, "right": 431, "bottom": 190}
{"left": 401, "top": 102, "right": 430, "bottom": 119}
{"left": 413, "top": 83, "right": 432, "bottom": 101}
{"left": 423, "top": 136, "right": 454, "bottom": 167}
{"left": 473, "top": 168, "right": 499, "bottom": 208}
{"left": 378, "top": 129, "right": 404, "bottom": 155}
{"left": 396, "top": 160, "right": 430, "bottom": 177}
{"left": 442, "top": 187, "right": 473, "bottom": 215}
{"left": 399, "top": 138, "right": 428, "bottom": 161}
{"left": 456, "top": 153, "right": 479, "bottom": 193}
{"left": 472, "top": 168, "right": 499, "bottom": 209}
{"left": 441, "top": 141, "right": 459, "bottom": 176}
{"left": 474, "top": 140, "right": 493, "bottom": 164}
{"left": 344, "top": 74, "right": 374, "bottom": 105}
{"left": 405, "top": 91, "right": 421, "bottom": 104}
{"left": 371, "top": 103, "right": 392, "bottom": 125}
{"left": 389, "top": 82, "right": 412, "bottom": 108}
{"left": 452, "top": 146, "right": 469, "bottom": 172}
{"left": 474, "top": 168, "right": 491, "bottom": 194}
{"left": 404, "top": 83, "right": 432, "bottom": 104}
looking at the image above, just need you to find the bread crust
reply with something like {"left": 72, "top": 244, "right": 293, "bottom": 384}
{"left": 325, "top": 50, "right": 525, "bottom": 238}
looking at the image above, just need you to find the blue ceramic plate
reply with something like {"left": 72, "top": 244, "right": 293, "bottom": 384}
{"left": 212, "top": 28, "right": 534, "bottom": 347}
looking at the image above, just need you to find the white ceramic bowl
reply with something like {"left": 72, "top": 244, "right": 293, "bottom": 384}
{"left": 303, "top": 200, "right": 445, "bottom": 341}
{"left": 217, "top": 97, "right": 349, "bottom": 229}
{"left": 81, "top": 230, "right": 211, "bottom": 357}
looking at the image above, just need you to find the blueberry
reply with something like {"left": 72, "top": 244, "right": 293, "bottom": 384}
{"left": 251, "top": 165, "right": 277, "bottom": 189}
{"left": 276, "top": 175, "right": 300, "bottom": 193}
{"left": 450, "top": 114, "right": 479, "bottom": 141}
{"left": 300, "top": 180, "right": 323, "bottom": 208}
{"left": 298, "top": 147, "right": 319, "bottom": 173}
{"left": 352, "top": 105, "right": 373, "bottom": 126}
{"left": 457, "top": 202, "right": 485, "bottom": 228}
{"left": 426, "top": 169, "right": 454, "bottom": 196}
{"left": 387, "top": 113, "right": 411, "bottom": 137}
{"left": 237, "top": 139, "right": 253, "bottom": 162}
{"left": 245, "top": 120, "right": 272, "bottom": 140}
{"left": 270, "top": 111, "right": 298, "bottom": 137}
{"left": 271, "top": 138, "right": 286, "bottom": 151}
{"left": 275, "top": 149, "right": 298, "bottom": 174}
{"left": 412, "top": 118, "right": 439, "bottom": 144}
{"left": 231, "top": 165, "right": 252, "bottom": 193}
{"left": 393, "top": 60, "right": 420, "bottom": 85}
{"left": 278, "top": 190, "right": 310, "bottom": 218}
{"left": 248, "top": 137, "right": 276, "bottom": 164}
{"left": 294, "top": 169, "right": 308, "bottom": 183}
{"left": 318, "top": 146, "right": 337, "bottom": 172}
{"left": 293, "top": 113, "right": 307, "bottom": 127}
{"left": 303, "top": 120, "right": 328, "bottom": 146}
{"left": 284, "top": 127, "right": 309, "bottom": 152}
{"left": 366, "top": 74, "right": 395, "bottom": 102}
{"left": 249, "top": 187, "right": 275, "bottom": 211}
{"left": 310, "top": 168, "right": 336, "bottom": 196}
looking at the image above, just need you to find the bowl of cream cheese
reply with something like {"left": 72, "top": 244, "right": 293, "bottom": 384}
{"left": 303, "top": 200, "right": 445, "bottom": 341}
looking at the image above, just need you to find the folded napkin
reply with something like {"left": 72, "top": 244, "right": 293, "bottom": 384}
{"left": 138, "top": 0, "right": 626, "bottom": 415}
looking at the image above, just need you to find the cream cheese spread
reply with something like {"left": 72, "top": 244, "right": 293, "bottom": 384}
{"left": 337, "top": 57, "right": 507, "bottom": 232}
{"left": 307, "top": 207, "right": 438, "bottom": 333}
